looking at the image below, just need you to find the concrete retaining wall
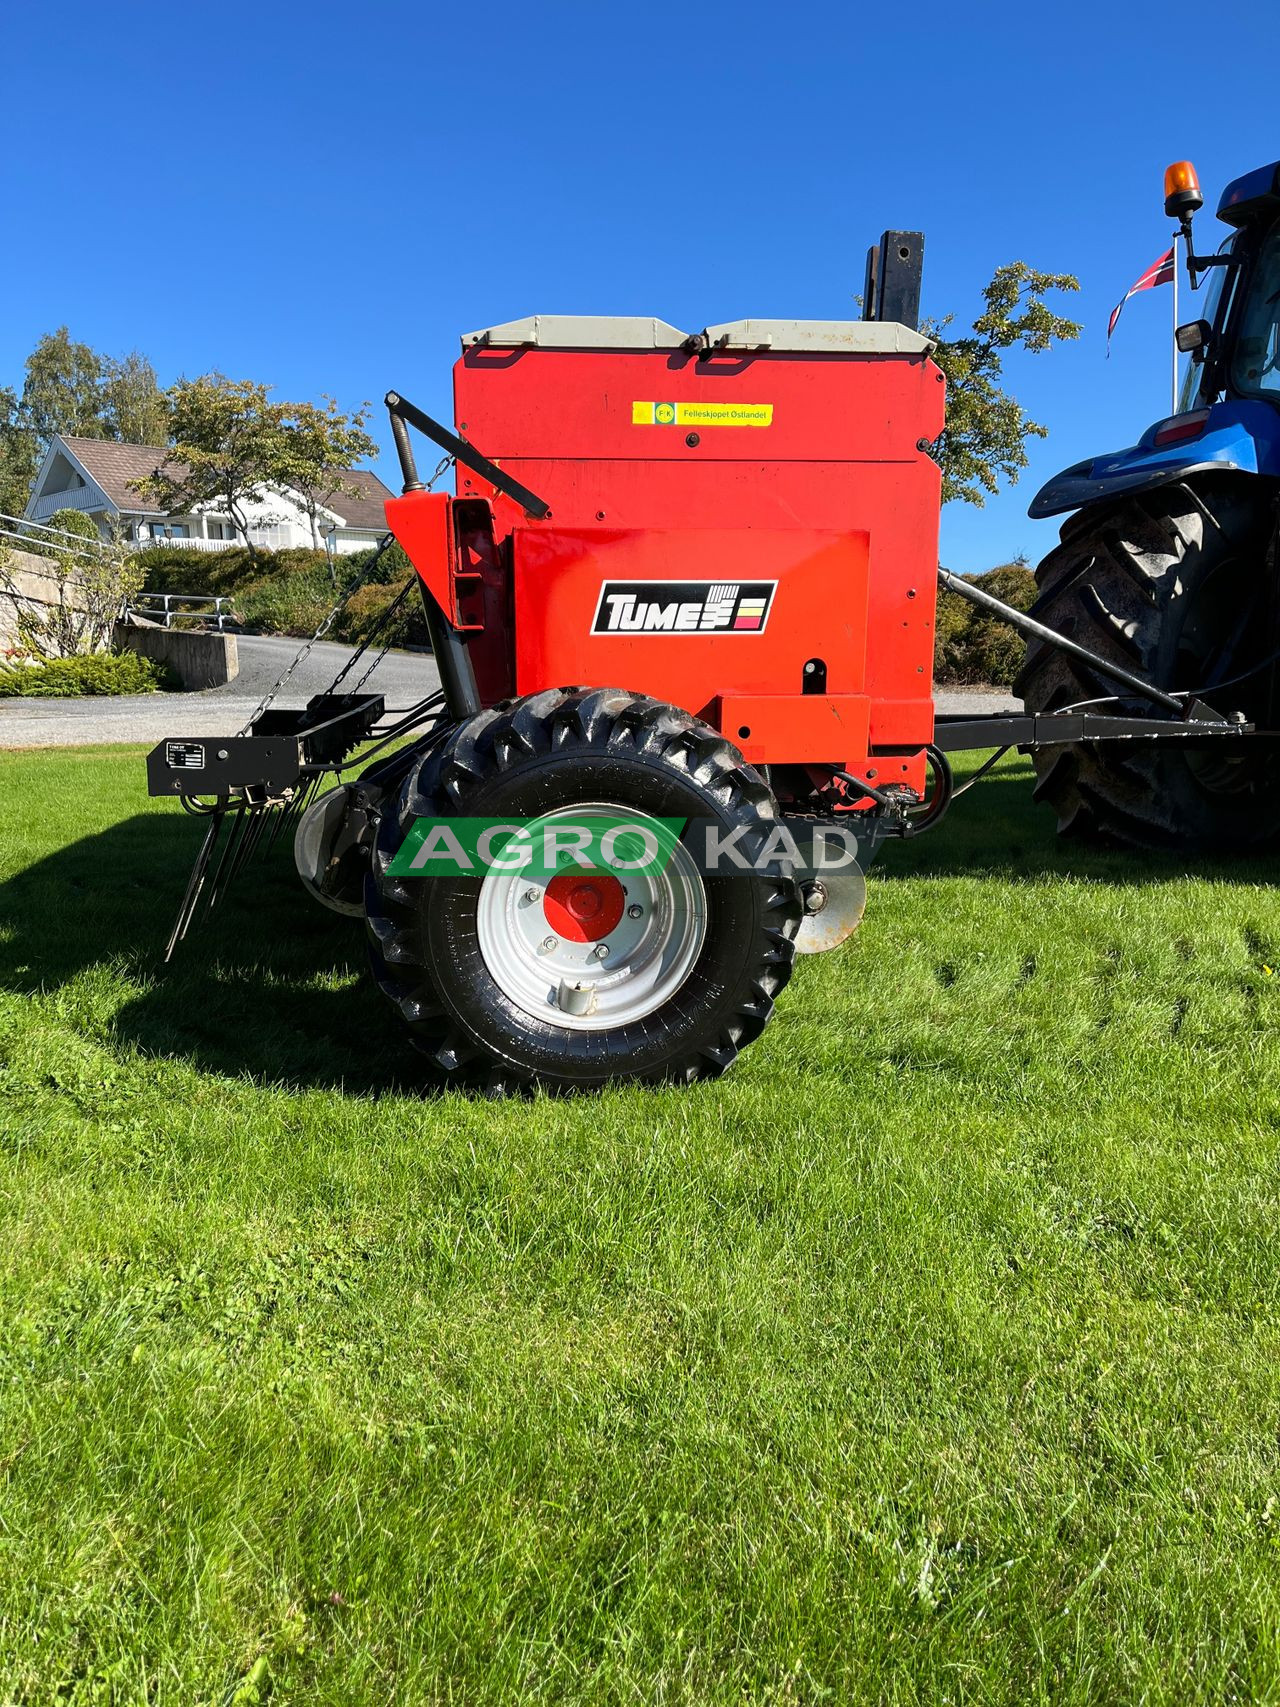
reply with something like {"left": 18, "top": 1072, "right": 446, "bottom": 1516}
{"left": 113, "top": 619, "right": 239, "bottom": 690}
{"left": 3, "top": 548, "right": 238, "bottom": 689}
{"left": 0, "top": 547, "right": 92, "bottom": 650}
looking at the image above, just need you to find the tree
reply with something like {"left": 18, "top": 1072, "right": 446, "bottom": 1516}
{"left": 20, "top": 327, "right": 106, "bottom": 451}
{"left": 132, "top": 374, "right": 290, "bottom": 561}
{"left": 0, "top": 330, "right": 171, "bottom": 520}
{"left": 0, "top": 329, "right": 105, "bottom": 517}
{"left": 274, "top": 396, "right": 380, "bottom": 552}
{"left": 103, "top": 350, "right": 168, "bottom": 445}
{"left": 0, "top": 387, "right": 35, "bottom": 520}
{"left": 133, "top": 378, "right": 381, "bottom": 564}
{"left": 925, "top": 262, "right": 1081, "bottom": 507}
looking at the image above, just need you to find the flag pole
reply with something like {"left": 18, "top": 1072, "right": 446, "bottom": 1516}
{"left": 1171, "top": 232, "right": 1180, "bottom": 413}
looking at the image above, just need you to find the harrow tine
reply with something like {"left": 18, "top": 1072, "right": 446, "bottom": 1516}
{"left": 235, "top": 789, "right": 283, "bottom": 879}
{"left": 203, "top": 800, "right": 249, "bottom": 917}
{"left": 271, "top": 794, "right": 301, "bottom": 854}
{"left": 164, "top": 811, "right": 224, "bottom": 962}
{"left": 286, "top": 773, "right": 323, "bottom": 839}
{"left": 278, "top": 776, "right": 312, "bottom": 840}
{"left": 242, "top": 800, "right": 275, "bottom": 867}
{"left": 162, "top": 771, "right": 335, "bottom": 963}
{"left": 266, "top": 787, "right": 299, "bottom": 849}
{"left": 227, "top": 803, "right": 267, "bottom": 887}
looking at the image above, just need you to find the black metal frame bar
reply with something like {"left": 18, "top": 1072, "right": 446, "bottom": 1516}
{"left": 385, "top": 390, "right": 551, "bottom": 520}
{"left": 382, "top": 389, "right": 522, "bottom": 721}
{"left": 423, "top": 602, "right": 481, "bottom": 723}
{"left": 862, "top": 230, "right": 924, "bottom": 332}
{"left": 934, "top": 710, "right": 1255, "bottom": 753}
{"left": 930, "top": 564, "right": 1278, "bottom": 755}
{"left": 146, "top": 694, "right": 386, "bottom": 800}
{"left": 937, "top": 567, "right": 1188, "bottom": 714}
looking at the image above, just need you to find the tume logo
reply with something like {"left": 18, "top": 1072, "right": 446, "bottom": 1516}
{"left": 591, "top": 580, "right": 776, "bottom": 636}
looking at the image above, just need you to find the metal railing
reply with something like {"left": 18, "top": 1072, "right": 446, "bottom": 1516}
{"left": 2, "top": 510, "right": 248, "bottom": 556}
{"left": 127, "top": 534, "right": 241, "bottom": 553}
{"left": 0, "top": 509, "right": 120, "bottom": 558}
{"left": 127, "top": 592, "right": 237, "bottom": 631}
{"left": 1, "top": 513, "right": 238, "bottom": 642}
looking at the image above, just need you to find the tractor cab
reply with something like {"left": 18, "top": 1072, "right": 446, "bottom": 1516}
{"left": 1032, "top": 159, "right": 1280, "bottom": 522}
{"left": 1177, "top": 165, "right": 1280, "bottom": 423}
{"left": 1211, "top": 198, "right": 1280, "bottom": 404}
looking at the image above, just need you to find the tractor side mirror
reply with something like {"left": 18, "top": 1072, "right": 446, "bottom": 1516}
{"left": 1175, "top": 319, "right": 1212, "bottom": 362}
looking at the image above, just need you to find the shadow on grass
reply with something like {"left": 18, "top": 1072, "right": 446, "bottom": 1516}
{"left": 877, "top": 765, "right": 1280, "bottom": 888}
{"left": 0, "top": 810, "right": 421, "bottom": 1098}
{"left": 3, "top": 766, "right": 1278, "bottom": 1093}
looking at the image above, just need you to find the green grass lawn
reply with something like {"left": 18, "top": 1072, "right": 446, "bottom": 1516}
{"left": 3, "top": 745, "right": 1280, "bottom": 1703}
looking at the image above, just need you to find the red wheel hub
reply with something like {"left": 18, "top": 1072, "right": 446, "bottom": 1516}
{"left": 543, "top": 871, "right": 625, "bottom": 942}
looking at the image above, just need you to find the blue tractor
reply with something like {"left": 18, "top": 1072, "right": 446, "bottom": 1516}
{"left": 1018, "top": 158, "right": 1280, "bottom": 851}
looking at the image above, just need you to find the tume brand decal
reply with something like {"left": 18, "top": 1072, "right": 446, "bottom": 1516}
{"left": 592, "top": 580, "right": 777, "bottom": 636}
{"left": 631, "top": 400, "right": 773, "bottom": 428}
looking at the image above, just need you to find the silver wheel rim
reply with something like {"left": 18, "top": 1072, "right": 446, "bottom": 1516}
{"left": 475, "top": 802, "right": 707, "bottom": 1032}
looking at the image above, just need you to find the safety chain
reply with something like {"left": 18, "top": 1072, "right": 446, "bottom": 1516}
{"left": 344, "top": 579, "right": 420, "bottom": 695}
{"left": 236, "top": 454, "right": 456, "bottom": 734}
{"left": 236, "top": 535, "right": 392, "bottom": 733}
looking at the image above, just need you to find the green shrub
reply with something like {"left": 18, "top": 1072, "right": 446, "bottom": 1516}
{"left": 278, "top": 546, "right": 349, "bottom": 580}
{"left": 341, "top": 539, "right": 410, "bottom": 586}
{"left": 19, "top": 505, "right": 102, "bottom": 563}
{"left": 135, "top": 545, "right": 251, "bottom": 595}
{"left": 933, "top": 563, "right": 1037, "bottom": 687}
{"left": 139, "top": 543, "right": 388, "bottom": 600}
{"left": 137, "top": 544, "right": 333, "bottom": 597}
{"left": 45, "top": 507, "right": 101, "bottom": 548}
{"left": 237, "top": 565, "right": 339, "bottom": 637}
{"left": 0, "top": 649, "right": 171, "bottom": 697}
{"left": 207, "top": 547, "right": 407, "bottom": 639}
{"left": 10, "top": 511, "right": 145, "bottom": 657}
{"left": 332, "top": 579, "right": 429, "bottom": 648}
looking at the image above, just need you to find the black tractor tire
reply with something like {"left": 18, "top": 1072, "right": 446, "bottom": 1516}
{"left": 364, "top": 687, "right": 803, "bottom": 1091}
{"left": 1013, "top": 476, "right": 1280, "bottom": 853}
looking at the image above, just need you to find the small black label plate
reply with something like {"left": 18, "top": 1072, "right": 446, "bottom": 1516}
{"left": 165, "top": 741, "right": 206, "bottom": 770}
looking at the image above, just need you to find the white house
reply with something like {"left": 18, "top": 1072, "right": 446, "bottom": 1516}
{"left": 24, "top": 434, "right": 395, "bottom": 555}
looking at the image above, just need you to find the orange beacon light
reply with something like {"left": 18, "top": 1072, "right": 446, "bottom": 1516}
{"left": 1165, "top": 160, "right": 1203, "bottom": 222}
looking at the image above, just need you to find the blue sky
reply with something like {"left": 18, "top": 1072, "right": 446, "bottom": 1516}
{"left": 2, "top": 0, "right": 1271, "bottom": 569}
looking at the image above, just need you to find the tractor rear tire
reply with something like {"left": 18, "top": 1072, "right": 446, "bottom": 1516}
{"left": 364, "top": 687, "right": 803, "bottom": 1091}
{"left": 1014, "top": 477, "right": 1280, "bottom": 853}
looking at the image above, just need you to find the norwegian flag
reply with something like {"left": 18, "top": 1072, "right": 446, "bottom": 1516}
{"left": 1107, "top": 247, "right": 1176, "bottom": 345}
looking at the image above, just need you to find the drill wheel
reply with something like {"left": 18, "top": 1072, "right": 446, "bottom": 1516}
{"left": 364, "top": 687, "right": 803, "bottom": 1091}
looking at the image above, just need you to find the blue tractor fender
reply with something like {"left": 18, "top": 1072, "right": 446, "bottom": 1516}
{"left": 1027, "top": 398, "right": 1280, "bottom": 521}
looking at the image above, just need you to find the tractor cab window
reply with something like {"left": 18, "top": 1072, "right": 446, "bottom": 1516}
{"left": 1232, "top": 220, "right": 1280, "bottom": 400}
{"left": 1179, "top": 238, "right": 1236, "bottom": 410}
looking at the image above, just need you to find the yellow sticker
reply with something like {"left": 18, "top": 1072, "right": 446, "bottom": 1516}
{"left": 632, "top": 400, "right": 773, "bottom": 428}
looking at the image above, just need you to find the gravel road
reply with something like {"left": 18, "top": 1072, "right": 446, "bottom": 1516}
{"left": 932, "top": 687, "right": 1020, "bottom": 717}
{"left": 0, "top": 636, "right": 441, "bottom": 748}
{"left": 0, "top": 634, "right": 1016, "bottom": 748}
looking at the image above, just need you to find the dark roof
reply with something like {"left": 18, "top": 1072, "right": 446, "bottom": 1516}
{"left": 314, "top": 467, "right": 395, "bottom": 529}
{"left": 58, "top": 435, "right": 171, "bottom": 514}
{"left": 55, "top": 435, "right": 394, "bottom": 528}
